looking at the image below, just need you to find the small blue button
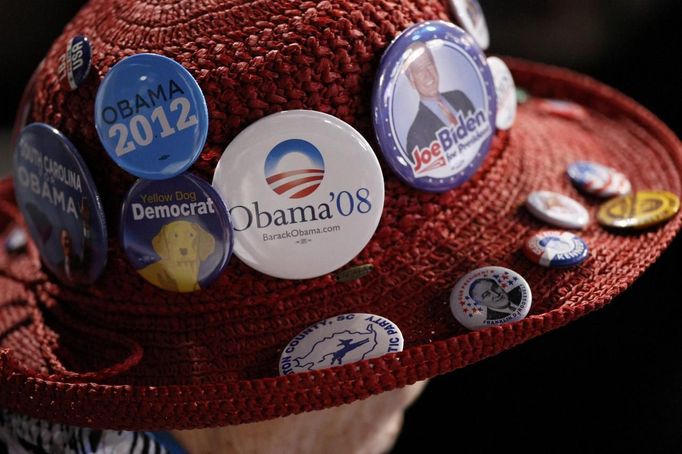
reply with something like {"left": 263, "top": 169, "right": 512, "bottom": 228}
{"left": 13, "top": 123, "right": 108, "bottom": 286}
{"left": 372, "top": 21, "right": 497, "bottom": 193}
{"left": 120, "top": 173, "right": 233, "bottom": 292}
{"left": 58, "top": 35, "right": 92, "bottom": 90}
{"left": 523, "top": 230, "right": 589, "bottom": 268}
{"left": 95, "top": 53, "right": 209, "bottom": 180}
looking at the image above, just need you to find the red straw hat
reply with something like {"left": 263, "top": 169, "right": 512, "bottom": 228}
{"left": 1, "top": 0, "right": 681, "bottom": 431}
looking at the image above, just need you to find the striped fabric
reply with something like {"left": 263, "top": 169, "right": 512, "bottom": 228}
{"left": 0, "top": 410, "right": 185, "bottom": 454}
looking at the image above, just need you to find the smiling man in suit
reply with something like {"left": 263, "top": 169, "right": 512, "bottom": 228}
{"left": 404, "top": 42, "right": 475, "bottom": 167}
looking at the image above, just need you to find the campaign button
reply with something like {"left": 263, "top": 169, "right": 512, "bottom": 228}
{"left": 57, "top": 35, "right": 92, "bottom": 90}
{"left": 523, "top": 230, "right": 589, "bottom": 268}
{"left": 487, "top": 57, "right": 517, "bottom": 130}
{"left": 516, "top": 87, "right": 530, "bottom": 104}
{"left": 450, "top": 266, "right": 532, "bottom": 330}
{"left": 212, "top": 110, "right": 384, "bottom": 280}
{"left": 94, "top": 53, "right": 209, "bottom": 180}
{"left": 372, "top": 20, "right": 496, "bottom": 193}
{"left": 449, "top": 0, "right": 490, "bottom": 50}
{"left": 13, "top": 123, "right": 108, "bottom": 286}
{"left": 597, "top": 191, "right": 680, "bottom": 230}
{"left": 279, "top": 313, "right": 404, "bottom": 375}
{"left": 537, "top": 99, "right": 588, "bottom": 120}
{"left": 5, "top": 228, "right": 28, "bottom": 254}
{"left": 526, "top": 191, "right": 590, "bottom": 230}
{"left": 120, "top": 173, "right": 233, "bottom": 292}
{"left": 567, "top": 161, "right": 631, "bottom": 198}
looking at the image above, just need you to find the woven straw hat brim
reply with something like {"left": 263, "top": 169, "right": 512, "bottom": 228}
{"left": 1, "top": 57, "right": 680, "bottom": 430}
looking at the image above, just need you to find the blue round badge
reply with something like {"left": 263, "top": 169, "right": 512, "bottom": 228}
{"left": 523, "top": 230, "right": 589, "bottom": 268}
{"left": 58, "top": 35, "right": 92, "bottom": 90}
{"left": 13, "top": 123, "right": 108, "bottom": 286}
{"left": 94, "top": 53, "right": 209, "bottom": 180}
{"left": 120, "top": 174, "right": 233, "bottom": 292}
{"left": 372, "top": 21, "right": 497, "bottom": 193}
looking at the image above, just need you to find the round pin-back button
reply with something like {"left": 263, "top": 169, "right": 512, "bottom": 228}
{"left": 597, "top": 190, "right": 680, "bottom": 230}
{"left": 279, "top": 313, "right": 404, "bottom": 375}
{"left": 526, "top": 191, "right": 590, "bottom": 229}
{"left": 94, "top": 53, "right": 209, "bottom": 180}
{"left": 120, "top": 173, "right": 233, "bottom": 292}
{"left": 372, "top": 20, "right": 496, "bottom": 193}
{"left": 5, "top": 228, "right": 28, "bottom": 255}
{"left": 450, "top": 266, "right": 532, "bottom": 330}
{"left": 516, "top": 87, "right": 530, "bottom": 104}
{"left": 523, "top": 230, "right": 589, "bottom": 268}
{"left": 449, "top": 0, "right": 490, "bottom": 50}
{"left": 567, "top": 161, "right": 631, "bottom": 198}
{"left": 57, "top": 35, "right": 92, "bottom": 91}
{"left": 487, "top": 57, "right": 517, "bottom": 130}
{"left": 13, "top": 123, "right": 108, "bottom": 286}
{"left": 212, "top": 110, "right": 384, "bottom": 280}
{"left": 537, "top": 99, "right": 588, "bottom": 121}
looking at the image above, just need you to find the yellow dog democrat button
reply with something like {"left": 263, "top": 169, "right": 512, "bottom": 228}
{"left": 597, "top": 190, "right": 680, "bottom": 229}
{"left": 120, "top": 173, "right": 233, "bottom": 292}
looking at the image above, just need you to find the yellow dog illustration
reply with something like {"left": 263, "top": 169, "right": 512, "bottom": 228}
{"left": 138, "top": 220, "right": 216, "bottom": 292}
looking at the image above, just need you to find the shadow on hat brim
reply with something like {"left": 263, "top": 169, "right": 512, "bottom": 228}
{"left": 0, "top": 57, "right": 680, "bottom": 430}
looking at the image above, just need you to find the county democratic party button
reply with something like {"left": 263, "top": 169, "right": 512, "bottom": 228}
{"left": 567, "top": 161, "right": 631, "bottom": 198}
{"left": 523, "top": 230, "right": 589, "bottom": 268}
{"left": 487, "top": 56, "right": 517, "bottom": 130}
{"left": 121, "top": 174, "right": 233, "bottom": 292}
{"left": 526, "top": 190, "right": 590, "bottom": 230}
{"left": 212, "top": 110, "right": 384, "bottom": 280}
{"left": 13, "top": 123, "right": 108, "bottom": 286}
{"left": 279, "top": 313, "right": 404, "bottom": 375}
{"left": 372, "top": 20, "right": 496, "bottom": 193}
{"left": 597, "top": 190, "right": 680, "bottom": 230}
{"left": 95, "top": 53, "right": 209, "bottom": 180}
{"left": 450, "top": 266, "right": 532, "bottom": 330}
{"left": 449, "top": 0, "right": 490, "bottom": 50}
{"left": 57, "top": 35, "right": 92, "bottom": 90}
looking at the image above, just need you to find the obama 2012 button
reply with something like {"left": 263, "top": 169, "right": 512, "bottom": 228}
{"left": 372, "top": 21, "right": 496, "bottom": 193}
{"left": 95, "top": 53, "right": 209, "bottom": 180}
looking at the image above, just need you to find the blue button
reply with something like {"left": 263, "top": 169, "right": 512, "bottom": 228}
{"left": 13, "top": 123, "right": 108, "bottom": 286}
{"left": 120, "top": 173, "right": 233, "bottom": 292}
{"left": 94, "top": 53, "right": 209, "bottom": 180}
{"left": 372, "top": 21, "right": 497, "bottom": 193}
{"left": 523, "top": 230, "right": 589, "bottom": 268}
{"left": 58, "top": 35, "right": 92, "bottom": 90}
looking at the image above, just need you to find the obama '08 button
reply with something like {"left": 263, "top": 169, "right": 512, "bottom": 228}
{"left": 212, "top": 110, "right": 384, "bottom": 280}
{"left": 450, "top": 266, "right": 532, "bottom": 330}
{"left": 95, "top": 53, "right": 209, "bottom": 180}
{"left": 372, "top": 20, "right": 496, "bottom": 193}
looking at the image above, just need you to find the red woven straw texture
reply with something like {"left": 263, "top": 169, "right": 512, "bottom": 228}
{"left": 1, "top": 0, "right": 681, "bottom": 431}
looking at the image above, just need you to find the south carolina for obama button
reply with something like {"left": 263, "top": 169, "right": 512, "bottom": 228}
{"left": 95, "top": 53, "right": 209, "bottom": 180}
{"left": 120, "top": 174, "right": 233, "bottom": 293}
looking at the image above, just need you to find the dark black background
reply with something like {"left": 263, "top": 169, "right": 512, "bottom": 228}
{"left": 1, "top": 1, "right": 680, "bottom": 452}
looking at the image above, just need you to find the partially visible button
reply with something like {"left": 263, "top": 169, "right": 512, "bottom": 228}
{"left": 94, "top": 53, "right": 209, "bottom": 180}
{"left": 450, "top": 266, "right": 532, "bottom": 330}
{"left": 5, "top": 228, "right": 28, "bottom": 254}
{"left": 526, "top": 191, "right": 590, "bottom": 229}
{"left": 120, "top": 173, "right": 233, "bottom": 292}
{"left": 449, "top": 0, "right": 490, "bottom": 50}
{"left": 597, "top": 191, "right": 680, "bottom": 229}
{"left": 13, "top": 123, "right": 108, "bottom": 286}
{"left": 372, "top": 20, "right": 497, "bottom": 193}
{"left": 279, "top": 313, "right": 404, "bottom": 375}
{"left": 57, "top": 35, "right": 92, "bottom": 91}
{"left": 516, "top": 87, "right": 530, "bottom": 104}
{"left": 537, "top": 99, "right": 588, "bottom": 121}
{"left": 523, "top": 230, "right": 589, "bottom": 268}
{"left": 567, "top": 161, "right": 631, "bottom": 198}
{"left": 487, "top": 56, "right": 517, "bottom": 130}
